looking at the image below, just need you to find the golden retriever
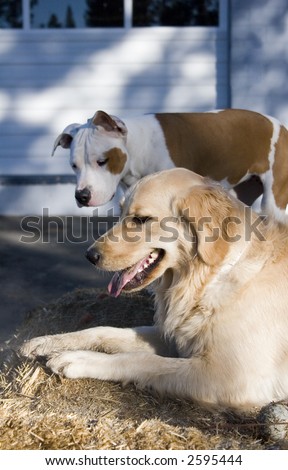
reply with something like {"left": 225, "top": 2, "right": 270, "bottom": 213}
{"left": 21, "top": 168, "right": 288, "bottom": 408}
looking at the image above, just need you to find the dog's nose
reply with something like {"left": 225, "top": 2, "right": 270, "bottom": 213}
{"left": 86, "top": 246, "right": 100, "bottom": 265}
{"left": 75, "top": 188, "right": 91, "bottom": 206}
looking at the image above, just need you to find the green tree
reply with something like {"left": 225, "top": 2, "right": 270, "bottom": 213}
{"left": 47, "top": 13, "right": 62, "bottom": 28}
{"left": 66, "top": 5, "right": 76, "bottom": 28}
{"left": 133, "top": 0, "right": 218, "bottom": 27}
{"left": 85, "top": 0, "right": 124, "bottom": 27}
{"left": 0, "top": 0, "right": 22, "bottom": 28}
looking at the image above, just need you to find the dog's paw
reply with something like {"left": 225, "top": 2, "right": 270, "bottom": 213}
{"left": 47, "top": 350, "right": 105, "bottom": 379}
{"left": 20, "top": 335, "right": 59, "bottom": 358}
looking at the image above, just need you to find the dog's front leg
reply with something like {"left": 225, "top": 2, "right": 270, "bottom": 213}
{"left": 47, "top": 351, "right": 219, "bottom": 403}
{"left": 31, "top": 347, "right": 231, "bottom": 404}
{"left": 21, "top": 325, "right": 170, "bottom": 358}
{"left": 46, "top": 350, "right": 184, "bottom": 385}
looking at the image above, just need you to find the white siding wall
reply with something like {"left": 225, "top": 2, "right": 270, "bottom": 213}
{"left": 230, "top": 0, "right": 288, "bottom": 126}
{"left": 0, "top": 5, "right": 229, "bottom": 214}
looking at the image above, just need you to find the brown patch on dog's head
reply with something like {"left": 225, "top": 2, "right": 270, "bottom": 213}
{"left": 104, "top": 148, "right": 127, "bottom": 175}
{"left": 92, "top": 110, "right": 128, "bottom": 136}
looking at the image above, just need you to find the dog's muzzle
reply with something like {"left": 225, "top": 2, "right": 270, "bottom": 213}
{"left": 86, "top": 246, "right": 100, "bottom": 265}
{"left": 75, "top": 187, "right": 91, "bottom": 206}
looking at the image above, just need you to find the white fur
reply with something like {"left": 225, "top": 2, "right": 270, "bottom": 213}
{"left": 70, "top": 124, "right": 129, "bottom": 206}
{"left": 260, "top": 116, "right": 288, "bottom": 221}
{"left": 63, "top": 115, "right": 174, "bottom": 206}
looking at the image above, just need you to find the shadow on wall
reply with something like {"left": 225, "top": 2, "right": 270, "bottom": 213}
{"left": 231, "top": 0, "right": 288, "bottom": 124}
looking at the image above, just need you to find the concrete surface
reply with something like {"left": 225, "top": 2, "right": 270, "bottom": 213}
{"left": 0, "top": 215, "right": 116, "bottom": 343}
{"left": 0, "top": 180, "right": 123, "bottom": 216}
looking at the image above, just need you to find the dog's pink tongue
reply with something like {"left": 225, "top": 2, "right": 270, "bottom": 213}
{"left": 108, "top": 272, "right": 127, "bottom": 298}
{"left": 108, "top": 259, "right": 145, "bottom": 297}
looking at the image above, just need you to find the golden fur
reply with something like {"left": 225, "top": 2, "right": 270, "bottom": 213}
{"left": 21, "top": 169, "right": 288, "bottom": 408}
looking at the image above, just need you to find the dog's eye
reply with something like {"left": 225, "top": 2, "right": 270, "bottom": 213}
{"left": 132, "top": 216, "right": 152, "bottom": 224}
{"left": 71, "top": 163, "right": 78, "bottom": 170}
{"left": 97, "top": 159, "right": 108, "bottom": 167}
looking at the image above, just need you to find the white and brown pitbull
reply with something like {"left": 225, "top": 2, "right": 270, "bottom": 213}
{"left": 52, "top": 109, "right": 288, "bottom": 220}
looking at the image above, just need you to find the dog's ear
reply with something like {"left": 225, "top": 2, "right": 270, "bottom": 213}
{"left": 176, "top": 185, "right": 236, "bottom": 266}
{"left": 92, "top": 110, "right": 127, "bottom": 137}
{"left": 51, "top": 123, "right": 81, "bottom": 156}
